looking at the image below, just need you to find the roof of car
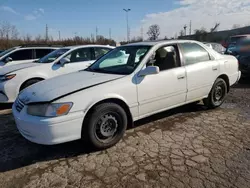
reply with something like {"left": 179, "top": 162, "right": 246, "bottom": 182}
{"left": 62, "top": 45, "right": 115, "bottom": 49}
{"left": 124, "top": 39, "right": 200, "bottom": 47}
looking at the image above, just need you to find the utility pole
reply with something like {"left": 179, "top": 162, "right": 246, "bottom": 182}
{"left": 189, "top": 20, "right": 192, "bottom": 35}
{"left": 58, "top": 31, "right": 61, "bottom": 40}
{"left": 96, "top": 27, "right": 98, "bottom": 41}
{"left": 109, "top": 28, "right": 111, "bottom": 40}
{"left": 183, "top": 25, "right": 187, "bottom": 36}
{"left": 123, "top": 8, "right": 131, "bottom": 42}
{"left": 74, "top": 32, "right": 77, "bottom": 44}
{"left": 45, "top": 24, "right": 48, "bottom": 42}
{"left": 141, "top": 27, "right": 143, "bottom": 41}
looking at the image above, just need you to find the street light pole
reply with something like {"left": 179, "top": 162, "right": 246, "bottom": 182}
{"left": 123, "top": 8, "right": 131, "bottom": 42}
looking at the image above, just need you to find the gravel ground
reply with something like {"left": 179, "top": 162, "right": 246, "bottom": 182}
{"left": 0, "top": 81, "right": 250, "bottom": 188}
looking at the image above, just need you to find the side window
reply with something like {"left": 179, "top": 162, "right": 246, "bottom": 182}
{"left": 94, "top": 48, "right": 111, "bottom": 59}
{"left": 179, "top": 43, "right": 210, "bottom": 65}
{"left": 35, "top": 49, "right": 54, "bottom": 59}
{"left": 150, "top": 45, "right": 180, "bottom": 71}
{"left": 8, "top": 49, "right": 33, "bottom": 61}
{"left": 64, "top": 48, "right": 92, "bottom": 63}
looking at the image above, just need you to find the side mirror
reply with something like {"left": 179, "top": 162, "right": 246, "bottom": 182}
{"left": 5, "top": 57, "right": 13, "bottom": 63}
{"left": 139, "top": 66, "right": 160, "bottom": 76}
{"left": 59, "top": 57, "right": 70, "bottom": 67}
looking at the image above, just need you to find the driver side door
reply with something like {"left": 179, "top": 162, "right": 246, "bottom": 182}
{"left": 51, "top": 47, "right": 95, "bottom": 76}
{"left": 136, "top": 44, "right": 187, "bottom": 117}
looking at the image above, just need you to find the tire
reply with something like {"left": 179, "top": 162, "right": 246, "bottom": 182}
{"left": 82, "top": 103, "right": 127, "bottom": 150}
{"left": 203, "top": 78, "right": 227, "bottom": 109}
{"left": 20, "top": 79, "right": 43, "bottom": 91}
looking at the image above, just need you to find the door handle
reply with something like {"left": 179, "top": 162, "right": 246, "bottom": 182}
{"left": 177, "top": 75, "right": 185, "bottom": 79}
{"left": 212, "top": 66, "right": 218, "bottom": 70}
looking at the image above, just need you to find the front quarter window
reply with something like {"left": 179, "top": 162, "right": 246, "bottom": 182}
{"left": 86, "top": 46, "right": 151, "bottom": 75}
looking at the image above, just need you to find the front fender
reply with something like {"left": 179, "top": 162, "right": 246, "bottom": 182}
{"left": 83, "top": 93, "right": 129, "bottom": 114}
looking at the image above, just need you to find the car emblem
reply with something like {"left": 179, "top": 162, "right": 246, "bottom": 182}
{"left": 32, "top": 92, "right": 36, "bottom": 96}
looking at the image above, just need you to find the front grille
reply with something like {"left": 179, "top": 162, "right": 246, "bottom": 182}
{"left": 15, "top": 98, "right": 25, "bottom": 112}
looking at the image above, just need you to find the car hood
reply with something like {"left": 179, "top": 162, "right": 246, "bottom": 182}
{"left": 0, "top": 62, "right": 40, "bottom": 75}
{"left": 19, "top": 71, "right": 124, "bottom": 104}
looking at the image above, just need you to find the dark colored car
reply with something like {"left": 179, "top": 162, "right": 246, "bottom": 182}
{"left": 0, "top": 50, "right": 4, "bottom": 53}
{"left": 238, "top": 55, "right": 250, "bottom": 78}
{"left": 225, "top": 39, "right": 250, "bottom": 56}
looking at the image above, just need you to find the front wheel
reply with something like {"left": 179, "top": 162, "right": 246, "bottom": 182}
{"left": 203, "top": 78, "right": 228, "bottom": 109}
{"left": 82, "top": 103, "right": 127, "bottom": 150}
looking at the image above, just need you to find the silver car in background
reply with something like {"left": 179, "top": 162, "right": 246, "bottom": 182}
{"left": 204, "top": 42, "right": 226, "bottom": 54}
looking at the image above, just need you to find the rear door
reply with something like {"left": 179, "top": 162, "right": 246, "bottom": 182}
{"left": 179, "top": 42, "right": 220, "bottom": 102}
{"left": 35, "top": 48, "right": 54, "bottom": 59}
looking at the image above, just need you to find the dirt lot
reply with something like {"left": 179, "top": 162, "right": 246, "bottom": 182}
{"left": 0, "top": 82, "right": 250, "bottom": 188}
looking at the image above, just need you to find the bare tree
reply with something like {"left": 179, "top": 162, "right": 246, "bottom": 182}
{"left": 35, "top": 34, "right": 43, "bottom": 42}
{"left": 0, "top": 22, "right": 19, "bottom": 40}
{"left": 23, "top": 34, "right": 32, "bottom": 42}
{"left": 147, "top": 24, "right": 160, "bottom": 40}
{"left": 179, "top": 30, "right": 185, "bottom": 37}
{"left": 210, "top": 23, "right": 220, "bottom": 32}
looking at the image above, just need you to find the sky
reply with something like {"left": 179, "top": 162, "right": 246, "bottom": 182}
{"left": 1, "top": 0, "right": 250, "bottom": 42}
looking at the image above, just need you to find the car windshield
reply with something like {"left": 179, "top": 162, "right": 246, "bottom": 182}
{"left": 230, "top": 36, "right": 247, "bottom": 44}
{"left": 86, "top": 45, "right": 151, "bottom": 75}
{"left": 0, "top": 47, "right": 17, "bottom": 58}
{"left": 37, "top": 48, "right": 70, "bottom": 63}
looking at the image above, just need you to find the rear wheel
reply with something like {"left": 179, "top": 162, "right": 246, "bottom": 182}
{"left": 203, "top": 78, "right": 227, "bottom": 109}
{"left": 82, "top": 103, "right": 127, "bottom": 149}
{"left": 20, "top": 79, "right": 43, "bottom": 91}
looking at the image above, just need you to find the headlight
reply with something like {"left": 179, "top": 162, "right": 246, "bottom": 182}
{"left": 27, "top": 102, "right": 73, "bottom": 117}
{"left": 0, "top": 74, "right": 16, "bottom": 82}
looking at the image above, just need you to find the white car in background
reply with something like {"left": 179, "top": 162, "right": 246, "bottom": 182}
{"left": 0, "top": 45, "right": 59, "bottom": 68}
{"left": 13, "top": 40, "right": 241, "bottom": 149}
{"left": 0, "top": 45, "right": 114, "bottom": 103}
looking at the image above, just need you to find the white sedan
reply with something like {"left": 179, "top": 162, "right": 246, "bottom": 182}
{"left": 13, "top": 40, "right": 241, "bottom": 149}
{"left": 0, "top": 45, "right": 114, "bottom": 103}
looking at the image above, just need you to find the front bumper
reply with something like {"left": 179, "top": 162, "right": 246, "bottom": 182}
{"left": 12, "top": 104, "right": 84, "bottom": 145}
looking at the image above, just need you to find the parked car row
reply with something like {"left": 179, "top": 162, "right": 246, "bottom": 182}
{"left": 0, "top": 45, "right": 114, "bottom": 103}
{"left": 0, "top": 40, "right": 241, "bottom": 149}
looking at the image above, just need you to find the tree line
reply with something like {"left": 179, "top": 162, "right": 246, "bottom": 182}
{"left": 0, "top": 22, "right": 116, "bottom": 50}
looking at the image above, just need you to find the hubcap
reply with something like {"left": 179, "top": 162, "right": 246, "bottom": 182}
{"left": 215, "top": 85, "right": 223, "bottom": 100}
{"left": 95, "top": 114, "right": 118, "bottom": 142}
{"left": 213, "top": 81, "right": 226, "bottom": 104}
